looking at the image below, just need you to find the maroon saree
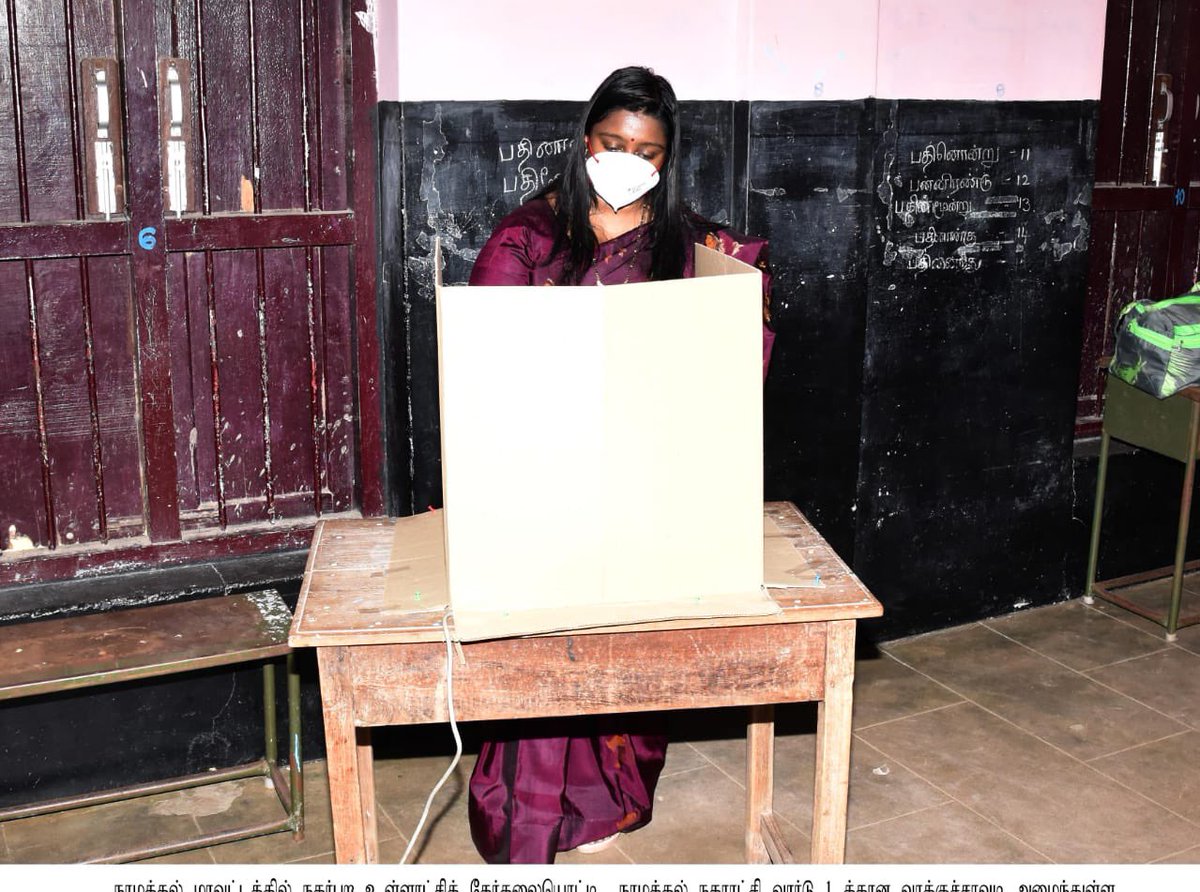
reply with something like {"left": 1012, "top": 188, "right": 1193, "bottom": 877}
{"left": 464, "top": 197, "right": 773, "bottom": 863}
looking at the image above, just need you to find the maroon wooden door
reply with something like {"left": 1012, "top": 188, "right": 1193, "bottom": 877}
{"left": 0, "top": 0, "right": 380, "bottom": 584}
{"left": 1078, "top": 0, "right": 1200, "bottom": 434}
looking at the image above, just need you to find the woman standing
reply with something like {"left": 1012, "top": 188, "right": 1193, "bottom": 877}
{"left": 466, "top": 66, "right": 774, "bottom": 863}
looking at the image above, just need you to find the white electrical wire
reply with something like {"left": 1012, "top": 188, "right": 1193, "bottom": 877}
{"left": 399, "top": 607, "right": 464, "bottom": 864}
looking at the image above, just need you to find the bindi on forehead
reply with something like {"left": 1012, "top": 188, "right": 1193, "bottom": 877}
{"left": 590, "top": 110, "right": 667, "bottom": 149}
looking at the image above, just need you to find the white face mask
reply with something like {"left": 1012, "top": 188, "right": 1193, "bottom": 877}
{"left": 585, "top": 151, "right": 660, "bottom": 212}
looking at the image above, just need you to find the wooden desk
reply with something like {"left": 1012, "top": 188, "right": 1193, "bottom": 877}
{"left": 290, "top": 501, "right": 882, "bottom": 864}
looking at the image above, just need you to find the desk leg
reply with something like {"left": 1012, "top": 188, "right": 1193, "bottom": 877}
{"left": 357, "top": 726, "right": 379, "bottom": 862}
{"left": 811, "top": 620, "right": 856, "bottom": 865}
{"left": 746, "top": 705, "right": 773, "bottom": 863}
{"left": 317, "top": 647, "right": 378, "bottom": 863}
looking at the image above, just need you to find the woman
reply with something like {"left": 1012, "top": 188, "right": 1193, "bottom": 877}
{"left": 466, "top": 66, "right": 774, "bottom": 864}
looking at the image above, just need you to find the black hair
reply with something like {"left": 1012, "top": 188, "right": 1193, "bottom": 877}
{"left": 546, "top": 66, "right": 698, "bottom": 284}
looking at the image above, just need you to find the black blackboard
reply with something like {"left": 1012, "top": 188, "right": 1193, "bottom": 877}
{"left": 377, "top": 96, "right": 1100, "bottom": 638}
{"left": 854, "top": 100, "right": 1096, "bottom": 631}
{"left": 750, "top": 101, "right": 874, "bottom": 559}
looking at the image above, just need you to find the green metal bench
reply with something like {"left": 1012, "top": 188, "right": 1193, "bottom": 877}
{"left": 0, "top": 589, "right": 302, "bottom": 862}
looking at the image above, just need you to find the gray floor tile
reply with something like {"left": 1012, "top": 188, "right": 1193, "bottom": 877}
{"left": 851, "top": 652, "right": 964, "bottom": 728}
{"left": 1090, "top": 731, "right": 1200, "bottom": 824}
{"left": 205, "top": 762, "right": 336, "bottom": 863}
{"left": 608, "top": 764, "right": 748, "bottom": 864}
{"left": 688, "top": 731, "right": 948, "bottom": 833}
{"left": 659, "top": 741, "right": 714, "bottom": 778}
{"left": 1090, "top": 594, "right": 1175, "bottom": 638}
{"left": 378, "top": 791, "right": 478, "bottom": 865}
{"left": 1088, "top": 648, "right": 1200, "bottom": 729}
{"left": 886, "top": 624, "right": 1186, "bottom": 759}
{"left": 375, "top": 753, "right": 477, "bottom": 864}
{"left": 1170, "top": 618, "right": 1200, "bottom": 654}
{"left": 846, "top": 801, "right": 1050, "bottom": 863}
{"left": 1, "top": 792, "right": 204, "bottom": 863}
{"left": 1155, "top": 845, "right": 1200, "bottom": 864}
{"left": 1091, "top": 576, "right": 1200, "bottom": 641}
{"left": 858, "top": 702, "right": 1199, "bottom": 862}
{"left": 984, "top": 600, "right": 1167, "bottom": 670}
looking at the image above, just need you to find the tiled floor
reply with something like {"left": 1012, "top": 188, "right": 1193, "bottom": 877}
{"left": 3, "top": 596, "right": 1200, "bottom": 864}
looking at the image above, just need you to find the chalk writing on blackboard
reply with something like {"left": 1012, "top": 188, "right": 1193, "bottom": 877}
{"left": 499, "top": 135, "right": 575, "bottom": 202}
{"left": 881, "top": 138, "right": 1039, "bottom": 275}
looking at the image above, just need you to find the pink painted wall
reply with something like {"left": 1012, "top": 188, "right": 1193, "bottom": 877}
{"left": 375, "top": 0, "right": 1106, "bottom": 102}
{"left": 875, "top": 0, "right": 1108, "bottom": 101}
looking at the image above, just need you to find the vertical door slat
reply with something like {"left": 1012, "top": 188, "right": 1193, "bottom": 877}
{"left": 14, "top": 0, "right": 77, "bottom": 221}
{"left": 212, "top": 250, "right": 268, "bottom": 524}
{"left": 88, "top": 254, "right": 143, "bottom": 535}
{"left": 253, "top": 246, "right": 275, "bottom": 517}
{"left": 33, "top": 259, "right": 95, "bottom": 545}
{"left": 1117, "top": 0, "right": 1164, "bottom": 185}
{"left": 4, "top": 0, "right": 30, "bottom": 222}
{"left": 263, "top": 247, "right": 317, "bottom": 508}
{"left": 320, "top": 245, "right": 355, "bottom": 510}
{"left": 198, "top": 1, "right": 251, "bottom": 213}
{"left": 0, "top": 260, "right": 50, "bottom": 548}
{"left": 76, "top": 258, "right": 108, "bottom": 540}
{"left": 253, "top": 0, "right": 305, "bottom": 210}
{"left": 167, "top": 250, "right": 200, "bottom": 512}
{"left": 1094, "top": 0, "right": 1135, "bottom": 183}
{"left": 306, "top": 245, "right": 323, "bottom": 511}
{"left": 315, "top": 0, "right": 346, "bottom": 210}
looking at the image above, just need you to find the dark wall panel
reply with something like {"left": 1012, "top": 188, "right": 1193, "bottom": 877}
{"left": 750, "top": 101, "right": 873, "bottom": 559}
{"left": 855, "top": 100, "right": 1096, "bottom": 634}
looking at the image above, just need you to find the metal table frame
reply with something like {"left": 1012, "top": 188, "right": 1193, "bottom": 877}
{"left": 1085, "top": 376, "right": 1200, "bottom": 638}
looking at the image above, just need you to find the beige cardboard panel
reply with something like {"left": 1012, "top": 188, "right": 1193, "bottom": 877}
{"left": 437, "top": 250, "right": 768, "bottom": 640}
{"left": 694, "top": 241, "right": 761, "bottom": 278}
{"left": 452, "top": 588, "right": 780, "bottom": 642}
{"left": 763, "top": 515, "right": 823, "bottom": 587}
{"left": 602, "top": 276, "right": 763, "bottom": 604}
{"left": 437, "top": 286, "right": 607, "bottom": 608}
{"left": 382, "top": 511, "right": 451, "bottom": 613}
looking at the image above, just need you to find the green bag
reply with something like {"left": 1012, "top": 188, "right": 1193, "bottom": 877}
{"left": 1110, "top": 283, "right": 1200, "bottom": 398}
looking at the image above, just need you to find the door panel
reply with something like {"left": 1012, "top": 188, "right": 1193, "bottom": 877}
{"left": 0, "top": 1, "right": 143, "bottom": 553}
{"left": 157, "top": 0, "right": 356, "bottom": 531}
{"left": 1077, "top": 0, "right": 1200, "bottom": 434}
{"left": 1, "top": 0, "right": 376, "bottom": 583}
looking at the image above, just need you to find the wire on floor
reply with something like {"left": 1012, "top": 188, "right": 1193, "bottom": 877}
{"left": 399, "top": 606, "right": 464, "bottom": 864}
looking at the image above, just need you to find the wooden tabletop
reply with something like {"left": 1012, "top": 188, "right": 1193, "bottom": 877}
{"left": 291, "top": 501, "right": 881, "bottom": 647}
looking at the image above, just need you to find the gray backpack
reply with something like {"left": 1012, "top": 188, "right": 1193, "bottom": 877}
{"left": 1110, "top": 283, "right": 1200, "bottom": 398}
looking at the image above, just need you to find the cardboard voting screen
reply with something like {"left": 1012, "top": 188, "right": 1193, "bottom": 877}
{"left": 436, "top": 243, "right": 780, "bottom": 641}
